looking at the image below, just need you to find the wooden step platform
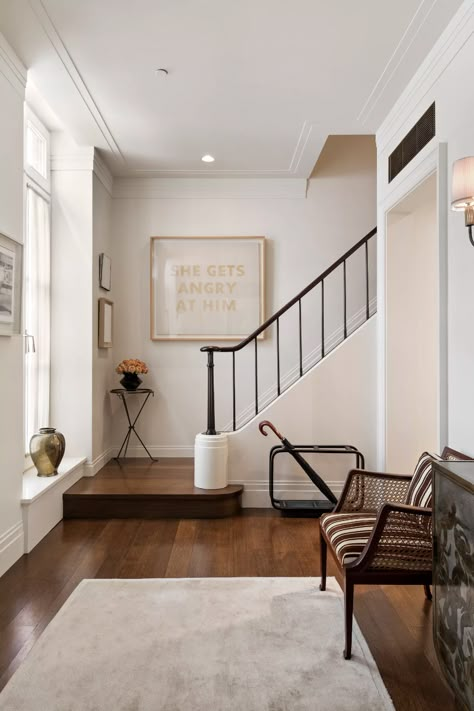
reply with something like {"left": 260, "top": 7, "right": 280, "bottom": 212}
{"left": 63, "top": 458, "right": 243, "bottom": 519}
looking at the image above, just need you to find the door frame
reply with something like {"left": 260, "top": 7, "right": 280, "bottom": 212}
{"left": 376, "top": 142, "right": 448, "bottom": 469}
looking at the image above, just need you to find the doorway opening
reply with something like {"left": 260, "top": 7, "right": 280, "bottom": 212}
{"left": 385, "top": 172, "right": 439, "bottom": 472}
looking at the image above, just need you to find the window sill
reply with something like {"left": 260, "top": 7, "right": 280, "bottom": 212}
{"left": 22, "top": 457, "right": 86, "bottom": 505}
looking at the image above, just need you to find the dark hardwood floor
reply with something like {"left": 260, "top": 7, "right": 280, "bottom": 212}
{"left": 0, "top": 512, "right": 454, "bottom": 710}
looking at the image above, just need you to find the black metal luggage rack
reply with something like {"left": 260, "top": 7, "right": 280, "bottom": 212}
{"left": 269, "top": 444, "right": 365, "bottom": 517}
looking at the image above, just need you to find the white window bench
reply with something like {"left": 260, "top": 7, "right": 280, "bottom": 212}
{"left": 21, "top": 457, "right": 86, "bottom": 553}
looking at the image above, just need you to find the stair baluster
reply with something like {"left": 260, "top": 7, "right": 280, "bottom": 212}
{"left": 201, "top": 227, "right": 377, "bottom": 434}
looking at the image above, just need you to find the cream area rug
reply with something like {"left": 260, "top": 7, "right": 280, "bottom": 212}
{"left": 0, "top": 577, "right": 394, "bottom": 711}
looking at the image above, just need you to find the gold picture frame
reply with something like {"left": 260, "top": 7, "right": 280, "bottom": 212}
{"left": 150, "top": 236, "right": 265, "bottom": 341}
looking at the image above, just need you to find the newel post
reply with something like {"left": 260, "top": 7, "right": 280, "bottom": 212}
{"left": 195, "top": 346, "right": 228, "bottom": 491}
{"left": 203, "top": 348, "right": 217, "bottom": 435}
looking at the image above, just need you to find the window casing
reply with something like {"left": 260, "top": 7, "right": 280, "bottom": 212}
{"left": 24, "top": 107, "right": 51, "bottom": 457}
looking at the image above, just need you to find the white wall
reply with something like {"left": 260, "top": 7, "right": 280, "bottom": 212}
{"left": 376, "top": 1, "right": 474, "bottom": 461}
{"left": 0, "top": 36, "right": 26, "bottom": 576}
{"left": 50, "top": 158, "right": 93, "bottom": 462}
{"left": 110, "top": 136, "right": 377, "bottom": 458}
{"left": 92, "top": 172, "right": 114, "bottom": 467}
{"left": 228, "top": 317, "right": 377, "bottom": 505}
{"left": 51, "top": 136, "right": 115, "bottom": 474}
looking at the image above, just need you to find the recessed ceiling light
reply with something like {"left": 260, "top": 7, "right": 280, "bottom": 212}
{"left": 155, "top": 68, "right": 169, "bottom": 77}
{"left": 201, "top": 154, "right": 215, "bottom": 163}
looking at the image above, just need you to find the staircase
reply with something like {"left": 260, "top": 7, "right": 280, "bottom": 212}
{"left": 63, "top": 227, "right": 377, "bottom": 518}
{"left": 201, "top": 227, "right": 377, "bottom": 434}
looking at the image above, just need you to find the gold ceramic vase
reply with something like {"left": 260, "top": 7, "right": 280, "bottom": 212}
{"left": 29, "top": 427, "right": 66, "bottom": 477}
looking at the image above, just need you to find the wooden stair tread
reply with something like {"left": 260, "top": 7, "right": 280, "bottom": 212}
{"left": 64, "top": 478, "right": 243, "bottom": 498}
{"left": 63, "top": 458, "right": 243, "bottom": 519}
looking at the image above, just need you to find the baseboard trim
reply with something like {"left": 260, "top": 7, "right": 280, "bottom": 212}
{"left": 110, "top": 445, "right": 195, "bottom": 459}
{"left": 0, "top": 521, "right": 24, "bottom": 578}
{"left": 85, "top": 448, "right": 115, "bottom": 477}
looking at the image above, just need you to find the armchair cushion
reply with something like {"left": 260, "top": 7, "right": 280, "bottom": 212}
{"left": 405, "top": 451, "right": 442, "bottom": 508}
{"left": 321, "top": 506, "right": 433, "bottom": 571}
{"left": 320, "top": 512, "right": 377, "bottom": 565}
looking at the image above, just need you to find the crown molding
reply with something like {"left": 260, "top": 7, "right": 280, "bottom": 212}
{"left": 51, "top": 146, "right": 113, "bottom": 195}
{"left": 124, "top": 121, "right": 323, "bottom": 179}
{"left": 51, "top": 146, "right": 95, "bottom": 172}
{"left": 288, "top": 122, "right": 326, "bottom": 178}
{"left": 358, "top": 0, "right": 440, "bottom": 126}
{"left": 93, "top": 152, "right": 113, "bottom": 196}
{"left": 29, "top": 0, "right": 125, "bottom": 166}
{"left": 0, "top": 34, "right": 27, "bottom": 98}
{"left": 22, "top": 3, "right": 322, "bottom": 179}
{"left": 13, "top": 0, "right": 324, "bottom": 179}
{"left": 377, "top": 1, "right": 474, "bottom": 153}
{"left": 112, "top": 177, "right": 308, "bottom": 200}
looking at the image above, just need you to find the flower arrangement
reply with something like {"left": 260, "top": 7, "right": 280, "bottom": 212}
{"left": 115, "top": 358, "right": 149, "bottom": 375}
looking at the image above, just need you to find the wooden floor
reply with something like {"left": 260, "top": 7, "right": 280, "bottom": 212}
{"left": 63, "top": 459, "right": 243, "bottom": 518}
{"left": 0, "top": 513, "right": 454, "bottom": 710}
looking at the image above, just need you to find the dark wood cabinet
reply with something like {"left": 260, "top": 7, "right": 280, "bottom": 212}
{"left": 433, "top": 460, "right": 474, "bottom": 711}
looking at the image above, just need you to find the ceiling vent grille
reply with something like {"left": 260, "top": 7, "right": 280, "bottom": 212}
{"left": 388, "top": 103, "right": 435, "bottom": 183}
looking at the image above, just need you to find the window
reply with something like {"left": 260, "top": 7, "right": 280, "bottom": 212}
{"left": 24, "top": 108, "right": 51, "bottom": 456}
{"left": 24, "top": 109, "right": 50, "bottom": 192}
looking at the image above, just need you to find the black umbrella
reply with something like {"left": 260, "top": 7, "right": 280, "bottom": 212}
{"left": 259, "top": 420, "right": 338, "bottom": 505}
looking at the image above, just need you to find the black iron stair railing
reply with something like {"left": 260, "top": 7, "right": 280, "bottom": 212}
{"left": 201, "top": 226, "right": 377, "bottom": 435}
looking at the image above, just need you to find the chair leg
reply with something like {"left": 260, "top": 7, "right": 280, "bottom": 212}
{"left": 319, "top": 529, "right": 327, "bottom": 591}
{"left": 424, "top": 584, "right": 432, "bottom": 601}
{"left": 343, "top": 572, "right": 354, "bottom": 660}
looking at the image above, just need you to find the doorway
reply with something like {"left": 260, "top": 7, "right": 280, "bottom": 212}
{"left": 385, "top": 172, "right": 439, "bottom": 472}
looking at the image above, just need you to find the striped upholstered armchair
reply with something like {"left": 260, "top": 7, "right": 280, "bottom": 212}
{"left": 319, "top": 447, "right": 471, "bottom": 660}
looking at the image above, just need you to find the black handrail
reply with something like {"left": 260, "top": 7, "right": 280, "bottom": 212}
{"left": 201, "top": 226, "right": 376, "bottom": 355}
{"left": 201, "top": 226, "right": 377, "bottom": 434}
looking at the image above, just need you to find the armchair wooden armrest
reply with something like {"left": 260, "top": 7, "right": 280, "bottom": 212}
{"left": 349, "top": 502, "right": 432, "bottom": 573}
{"left": 336, "top": 469, "right": 412, "bottom": 513}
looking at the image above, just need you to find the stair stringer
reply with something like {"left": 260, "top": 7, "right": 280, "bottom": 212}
{"left": 226, "top": 316, "right": 378, "bottom": 507}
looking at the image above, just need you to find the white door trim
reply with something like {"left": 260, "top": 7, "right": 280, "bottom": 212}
{"left": 376, "top": 142, "right": 448, "bottom": 469}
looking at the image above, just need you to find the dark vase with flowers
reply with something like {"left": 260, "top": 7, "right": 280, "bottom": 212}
{"left": 120, "top": 373, "right": 142, "bottom": 391}
{"left": 116, "top": 359, "right": 148, "bottom": 390}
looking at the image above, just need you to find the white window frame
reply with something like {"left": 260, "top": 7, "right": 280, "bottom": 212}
{"left": 24, "top": 106, "right": 51, "bottom": 193}
{"left": 23, "top": 106, "right": 51, "bottom": 467}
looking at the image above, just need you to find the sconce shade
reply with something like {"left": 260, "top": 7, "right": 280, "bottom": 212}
{"left": 451, "top": 156, "right": 474, "bottom": 210}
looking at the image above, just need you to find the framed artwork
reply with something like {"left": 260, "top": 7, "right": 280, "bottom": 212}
{"left": 150, "top": 236, "right": 265, "bottom": 341}
{"left": 0, "top": 233, "right": 22, "bottom": 336}
{"left": 98, "top": 298, "right": 113, "bottom": 348}
{"left": 99, "top": 253, "right": 111, "bottom": 291}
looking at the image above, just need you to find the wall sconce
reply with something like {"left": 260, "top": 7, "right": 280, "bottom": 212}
{"left": 452, "top": 156, "right": 474, "bottom": 246}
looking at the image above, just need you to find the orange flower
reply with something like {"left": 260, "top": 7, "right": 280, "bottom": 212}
{"left": 116, "top": 359, "right": 149, "bottom": 375}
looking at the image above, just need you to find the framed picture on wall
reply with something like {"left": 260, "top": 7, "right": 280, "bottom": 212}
{"left": 150, "top": 236, "right": 265, "bottom": 341}
{"left": 0, "top": 233, "right": 22, "bottom": 336}
{"left": 99, "top": 253, "right": 111, "bottom": 291}
{"left": 98, "top": 298, "right": 113, "bottom": 348}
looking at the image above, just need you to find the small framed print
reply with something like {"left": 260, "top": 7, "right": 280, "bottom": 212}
{"left": 99, "top": 253, "right": 111, "bottom": 291}
{"left": 0, "top": 233, "right": 22, "bottom": 336}
{"left": 98, "top": 298, "right": 113, "bottom": 348}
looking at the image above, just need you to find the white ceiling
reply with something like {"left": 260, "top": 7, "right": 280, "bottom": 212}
{"left": 0, "top": 0, "right": 463, "bottom": 178}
